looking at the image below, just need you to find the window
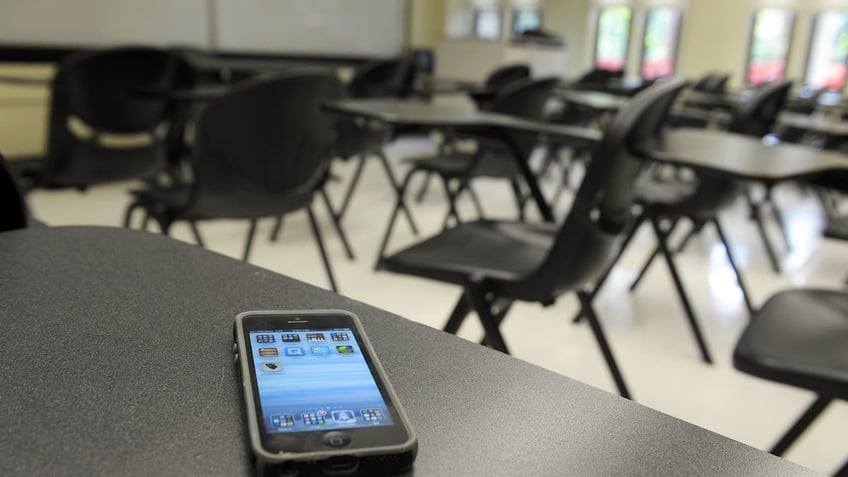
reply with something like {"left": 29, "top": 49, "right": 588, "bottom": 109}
{"left": 745, "top": 8, "right": 795, "bottom": 85}
{"left": 641, "top": 7, "right": 682, "bottom": 79}
{"left": 805, "top": 10, "right": 848, "bottom": 91}
{"left": 474, "top": 8, "right": 502, "bottom": 40}
{"left": 595, "top": 6, "right": 632, "bottom": 72}
{"left": 512, "top": 8, "right": 542, "bottom": 36}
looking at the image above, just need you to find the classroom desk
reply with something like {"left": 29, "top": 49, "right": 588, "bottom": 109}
{"left": 323, "top": 99, "right": 601, "bottom": 223}
{"left": 777, "top": 112, "right": 848, "bottom": 139}
{"left": 637, "top": 128, "right": 848, "bottom": 182}
{"left": 0, "top": 226, "right": 813, "bottom": 476}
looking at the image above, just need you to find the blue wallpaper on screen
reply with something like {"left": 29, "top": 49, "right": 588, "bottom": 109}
{"left": 249, "top": 328, "right": 393, "bottom": 433}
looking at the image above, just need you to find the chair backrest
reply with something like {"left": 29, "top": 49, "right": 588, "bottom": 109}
{"left": 484, "top": 64, "right": 532, "bottom": 90}
{"left": 187, "top": 72, "right": 343, "bottom": 218}
{"left": 44, "top": 46, "right": 191, "bottom": 186}
{"left": 0, "top": 151, "right": 28, "bottom": 232}
{"left": 484, "top": 77, "right": 561, "bottom": 158}
{"left": 499, "top": 78, "right": 690, "bottom": 301}
{"left": 347, "top": 57, "right": 415, "bottom": 98}
{"left": 692, "top": 73, "right": 730, "bottom": 93}
{"left": 728, "top": 80, "right": 792, "bottom": 137}
{"left": 577, "top": 68, "right": 625, "bottom": 85}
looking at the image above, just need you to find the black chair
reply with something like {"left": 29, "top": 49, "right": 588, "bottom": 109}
{"left": 469, "top": 63, "right": 532, "bottom": 110}
{"left": 692, "top": 72, "right": 730, "bottom": 93}
{"left": 379, "top": 78, "right": 690, "bottom": 399}
{"left": 733, "top": 289, "right": 848, "bottom": 475}
{"left": 124, "top": 72, "right": 343, "bottom": 292}
{"left": 376, "top": 77, "right": 560, "bottom": 264}
{"left": 15, "top": 47, "right": 190, "bottom": 191}
{"left": 580, "top": 81, "right": 793, "bottom": 365}
{"left": 0, "top": 152, "right": 29, "bottom": 232}
{"left": 322, "top": 58, "right": 421, "bottom": 255}
{"left": 575, "top": 68, "right": 625, "bottom": 88}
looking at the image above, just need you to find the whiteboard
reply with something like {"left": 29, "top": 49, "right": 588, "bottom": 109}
{"left": 212, "top": 0, "right": 406, "bottom": 57}
{"left": 0, "top": 0, "right": 210, "bottom": 48}
{"left": 0, "top": 0, "right": 406, "bottom": 57}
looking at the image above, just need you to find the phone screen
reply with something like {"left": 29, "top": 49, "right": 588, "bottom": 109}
{"left": 248, "top": 327, "right": 394, "bottom": 434}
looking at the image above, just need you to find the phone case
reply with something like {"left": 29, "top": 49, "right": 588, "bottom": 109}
{"left": 234, "top": 310, "right": 417, "bottom": 476}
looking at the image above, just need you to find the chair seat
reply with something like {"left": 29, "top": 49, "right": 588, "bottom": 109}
{"left": 382, "top": 220, "right": 556, "bottom": 285}
{"left": 131, "top": 185, "right": 192, "bottom": 209}
{"left": 734, "top": 289, "right": 848, "bottom": 400}
{"left": 406, "top": 152, "right": 520, "bottom": 179}
{"left": 131, "top": 184, "right": 312, "bottom": 220}
{"left": 634, "top": 175, "right": 697, "bottom": 207}
{"left": 824, "top": 215, "right": 848, "bottom": 240}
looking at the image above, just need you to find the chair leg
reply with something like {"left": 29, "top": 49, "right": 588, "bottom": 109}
{"left": 651, "top": 216, "right": 713, "bottom": 364}
{"left": 123, "top": 203, "right": 140, "bottom": 228}
{"left": 630, "top": 218, "right": 680, "bottom": 293}
{"left": 319, "top": 188, "right": 355, "bottom": 260}
{"left": 747, "top": 190, "right": 782, "bottom": 273}
{"left": 576, "top": 291, "right": 632, "bottom": 399}
{"left": 414, "top": 171, "right": 433, "bottom": 203}
{"left": 439, "top": 177, "right": 462, "bottom": 231}
{"left": 765, "top": 185, "right": 792, "bottom": 251}
{"left": 243, "top": 219, "right": 258, "bottom": 262}
{"left": 377, "top": 151, "right": 419, "bottom": 235}
{"left": 465, "top": 282, "right": 509, "bottom": 354}
{"left": 712, "top": 218, "right": 755, "bottom": 315}
{"left": 306, "top": 206, "right": 339, "bottom": 293}
{"left": 571, "top": 213, "right": 645, "bottom": 324}
{"left": 460, "top": 181, "right": 485, "bottom": 219}
{"left": 674, "top": 219, "right": 706, "bottom": 254}
{"left": 770, "top": 396, "right": 832, "bottom": 456}
{"left": 479, "top": 299, "right": 513, "bottom": 347}
{"left": 189, "top": 221, "right": 205, "bottom": 248}
{"left": 337, "top": 154, "right": 368, "bottom": 220}
{"left": 443, "top": 292, "right": 471, "bottom": 335}
{"left": 374, "top": 170, "right": 417, "bottom": 269}
{"left": 269, "top": 216, "right": 284, "bottom": 242}
{"left": 509, "top": 179, "right": 526, "bottom": 221}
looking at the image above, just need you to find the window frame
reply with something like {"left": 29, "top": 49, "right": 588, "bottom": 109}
{"left": 472, "top": 7, "right": 503, "bottom": 41}
{"left": 743, "top": 8, "right": 796, "bottom": 86}
{"left": 802, "top": 9, "right": 848, "bottom": 91}
{"left": 511, "top": 7, "right": 543, "bottom": 37}
{"left": 592, "top": 5, "right": 634, "bottom": 72}
{"left": 639, "top": 7, "right": 683, "bottom": 80}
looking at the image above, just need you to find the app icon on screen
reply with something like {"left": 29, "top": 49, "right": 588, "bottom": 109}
{"left": 284, "top": 347, "right": 305, "bottom": 357}
{"left": 260, "top": 361, "right": 283, "bottom": 373}
{"left": 255, "top": 334, "right": 275, "bottom": 344}
{"left": 311, "top": 346, "right": 331, "bottom": 356}
{"left": 281, "top": 333, "right": 300, "bottom": 343}
{"left": 361, "top": 409, "right": 384, "bottom": 422}
{"left": 271, "top": 414, "right": 295, "bottom": 428}
{"left": 258, "top": 348, "right": 278, "bottom": 357}
{"left": 330, "top": 332, "right": 349, "bottom": 341}
{"left": 331, "top": 410, "right": 356, "bottom": 424}
{"left": 306, "top": 333, "right": 326, "bottom": 342}
{"left": 302, "top": 412, "right": 326, "bottom": 426}
{"left": 336, "top": 345, "right": 355, "bottom": 354}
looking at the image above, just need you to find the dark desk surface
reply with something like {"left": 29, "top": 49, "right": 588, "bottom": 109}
{"left": 639, "top": 128, "right": 848, "bottom": 181}
{"left": 324, "top": 99, "right": 601, "bottom": 147}
{"left": 0, "top": 227, "right": 812, "bottom": 476}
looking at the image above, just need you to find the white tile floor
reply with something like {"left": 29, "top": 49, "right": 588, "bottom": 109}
{"left": 26, "top": 137, "right": 846, "bottom": 474}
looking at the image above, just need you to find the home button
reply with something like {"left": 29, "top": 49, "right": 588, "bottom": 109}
{"left": 322, "top": 431, "right": 351, "bottom": 447}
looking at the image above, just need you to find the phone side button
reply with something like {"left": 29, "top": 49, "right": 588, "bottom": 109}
{"left": 322, "top": 431, "right": 351, "bottom": 448}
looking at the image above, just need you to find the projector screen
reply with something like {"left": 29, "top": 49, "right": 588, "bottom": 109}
{"left": 212, "top": 0, "right": 406, "bottom": 57}
{"left": 0, "top": 0, "right": 407, "bottom": 58}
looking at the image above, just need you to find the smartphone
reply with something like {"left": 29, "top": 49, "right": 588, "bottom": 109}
{"left": 234, "top": 310, "right": 417, "bottom": 475}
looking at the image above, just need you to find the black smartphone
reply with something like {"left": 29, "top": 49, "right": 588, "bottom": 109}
{"left": 234, "top": 310, "right": 417, "bottom": 476}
